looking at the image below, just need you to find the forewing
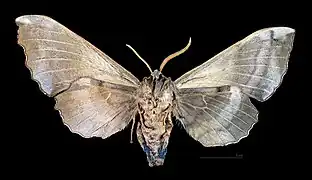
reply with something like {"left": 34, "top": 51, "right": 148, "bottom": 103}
{"left": 16, "top": 15, "right": 140, "bottom": 97}
{"left": 174, "top": 27, "right": 295, "bottom": 102}
{"left": 173, "top": 86, "right": 258, "bottom": 146}
{"left": 54, "top": 77, "right": 137, "bottom": 139}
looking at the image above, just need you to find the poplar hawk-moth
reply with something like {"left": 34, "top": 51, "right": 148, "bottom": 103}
{"left": 15, "top": 15, "right": 295, "bottom": 167}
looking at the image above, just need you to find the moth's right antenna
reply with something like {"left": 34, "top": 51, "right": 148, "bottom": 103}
{"left": 126, "top": 44, "right": 153, "bottom": 74}
{"left": 159, "top": 37, "right": 191, "bottom": 72}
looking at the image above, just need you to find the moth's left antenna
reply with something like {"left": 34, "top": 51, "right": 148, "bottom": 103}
{"left": 126, "top": 44, "right": 153, "bottom": 74}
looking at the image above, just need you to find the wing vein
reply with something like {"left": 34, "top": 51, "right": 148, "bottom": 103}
{"left": 204, "top": 97, "right": 249, "bottom": 124}
{"left": 201, "top": 107, "right": 236, "bottom": 142}
{"left": 33, "top": 57, "right": 74, "bottom": 62}
{"left": 22, "top": 38, "right": 78, "bottom": 46}
{"left": 181, "top": 103, "right": 224, "bottom": 144}
{"left": 182, "top": 101, "right": 238, "bottom": 139}
{"left": 204, "top": 105, "right": 245, "bottom": 133}
{"left": 91, "top": 106, "right": 127, "bottom": 135}
{"left": 66, "top": 99, "right": 108, "bottom": 122}
{"left": 204, "top": 79, "right": 271, "bottom": 93}
{"left": 232, "top": 56, "right": 286, "bottom": 62}
{"left": 226, "top": 65, "right": 285, "bottom": 69}
{"left": 28, "top": 49, "right": 88, "bottom": 58}
{"left": 75, "top": 110, "right": 98, "bottom": 127}
{"left": 222, "top": 72, "right": 277, "bottom": 84}
{"left": 235, "top": 45, "right": 284, "bottom": 54}
{"left": 217, "top": 94, "right": 258, "bottom": 111}
{"left": 34, "top": 68, "right": 81, "bottom": 76}
{"left": 32, "top": 28, "right": 67, "bottom": 35}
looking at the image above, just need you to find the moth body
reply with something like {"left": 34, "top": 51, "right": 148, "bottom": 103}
{"left": 136, "top": 70, "right": 175, "bottom": 167}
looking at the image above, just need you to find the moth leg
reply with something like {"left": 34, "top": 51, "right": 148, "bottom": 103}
{"left": 130, "top": 116, "right": 136, "bottom": 143}
{"left": 165, "top": 112, "right": 173, "bottom": 137}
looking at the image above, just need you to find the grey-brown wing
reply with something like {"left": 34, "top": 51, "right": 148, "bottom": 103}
{"left": 175, "top": 27, "right": 295, "bottom": 102}
{"left": 54, "top": 77, "right": 137, "bottom": 139}
{"left": 173, "top": 86, "right": 258, "bottom": 146}
{"left": 16, "top": 15, "right": 140, "bottom": 97}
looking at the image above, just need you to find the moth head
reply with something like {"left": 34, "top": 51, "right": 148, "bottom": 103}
{"left": 151, "top": 69, "right": 161, "bottom": 80}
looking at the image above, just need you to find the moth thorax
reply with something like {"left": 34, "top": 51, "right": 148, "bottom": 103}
{"left": 138, "top": 74, "right": 175, "bottom": 123}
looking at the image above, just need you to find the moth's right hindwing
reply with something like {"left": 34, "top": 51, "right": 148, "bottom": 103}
{"left": 16, "top": 15, "right": 140, "bottom": 139}
{"left": 174, "top": 86, "right": 258, "bottom": 147}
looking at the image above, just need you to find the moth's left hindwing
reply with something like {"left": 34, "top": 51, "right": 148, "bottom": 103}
{"left": 55, "top": 78, "right": 137, "bottom": 139}
{"left": 173, "top": 27, "right": 295, "bottom": 146}
{"left": 16, "top": 15, "right": 140, "bottom": 139}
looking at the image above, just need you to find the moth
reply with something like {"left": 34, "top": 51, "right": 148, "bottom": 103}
{"left": 16, "top": 15, "right": 295, "bottom": 167}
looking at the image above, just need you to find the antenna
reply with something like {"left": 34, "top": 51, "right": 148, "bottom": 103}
{"left": 159, "top": 37, "right": 192, "bottom": 72}
{"left": 126, "top": 44, "right": 153, "bottom": 74}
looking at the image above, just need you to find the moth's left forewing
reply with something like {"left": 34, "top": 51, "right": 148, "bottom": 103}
{"left": 16, "top": 15, "right": 140, "bottom": 97}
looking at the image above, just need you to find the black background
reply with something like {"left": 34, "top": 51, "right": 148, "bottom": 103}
{"left": 5, "top": 3, "right": 309, "bottom": 176}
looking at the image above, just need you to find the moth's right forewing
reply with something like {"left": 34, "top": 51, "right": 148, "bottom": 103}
{"left": 54, "top": 77, "right": 138, "bottom": 139}
{"left": 16, "top": 15, "right": 140, "bottom": 97}
{"left": 174, "top": 27, "right": 295, "bottom": 102}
